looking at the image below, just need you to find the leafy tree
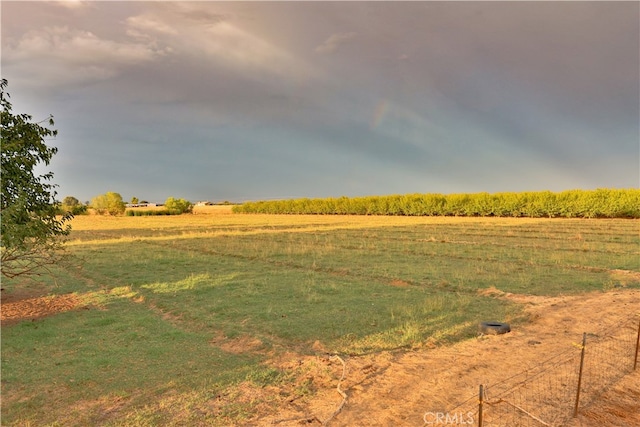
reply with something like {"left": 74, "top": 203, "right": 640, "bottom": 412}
{"left": 164, "top": 197, "right": 193, "bottom": 214}
{"left": 130, "top": 196, "right": 139, "bottom": 204}
{"left": 61, "top": 196, "right": 87, "bottom": 215}
{"left": 92, "top": 192, "right": 126, "bottom": 215}
{"left": 62, "top": 196, "right": 80, "bottom": 207}
{"left": 1, "top": 79, "right": 72, "bottom": 279}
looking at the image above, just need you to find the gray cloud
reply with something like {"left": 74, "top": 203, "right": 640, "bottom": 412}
{"left": 2, "top": 1, "right": 637, "bottom": 203}
{"left": 315, "top": 32, "right": 357, "bottom": 54}
{"left": 3, "top": 25, "right": 166, "bottom": 88}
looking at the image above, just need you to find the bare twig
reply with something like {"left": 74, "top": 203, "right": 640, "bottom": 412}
{"left": 323, "top": 355, "right": 348, "bottom": 426}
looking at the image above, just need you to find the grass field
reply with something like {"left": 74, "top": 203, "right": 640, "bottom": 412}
{"left": 2, "top": 209, "right": 639, "bottom": 425}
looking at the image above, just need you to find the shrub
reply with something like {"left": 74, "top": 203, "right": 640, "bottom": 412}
{"left": 91, "top": 192, "right": 126, "bottom": 216}
{"left": 164, "top": 197, "right": 193, "bottom": 214}
{"left": 126, "top": 209, "right": 179, "bottom": 217}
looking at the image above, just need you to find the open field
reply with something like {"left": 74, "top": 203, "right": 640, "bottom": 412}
{"left": 1, "top": 209, "right": 639, "bottom": 425}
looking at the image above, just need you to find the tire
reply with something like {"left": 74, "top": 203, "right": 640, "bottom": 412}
{"left": 479, "top": 321, "right": 511, "bottom": 335}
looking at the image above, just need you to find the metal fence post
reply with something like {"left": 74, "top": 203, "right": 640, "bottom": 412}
{"left": 634, "top": 317, "right": 640, "bottom": 371}
{"left": 478, "top": 384, "right": 484, "bottom": 427}
{"left": 573, "top": 333, "right": 587, "bottom": 418}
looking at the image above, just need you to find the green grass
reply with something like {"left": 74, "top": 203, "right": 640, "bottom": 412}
{"left": 2, "top": 214, "right": 638, "bottom": 425}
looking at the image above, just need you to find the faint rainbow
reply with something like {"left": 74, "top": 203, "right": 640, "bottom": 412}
{"left": 370, "top": 99, "right": 389, "bottom": 130}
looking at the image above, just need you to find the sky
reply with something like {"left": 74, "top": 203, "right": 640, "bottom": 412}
{"left": 2, "top": 1, "right": 639, "bottom": 204}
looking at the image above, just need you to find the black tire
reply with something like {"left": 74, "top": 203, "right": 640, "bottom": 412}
{"left": 479, "top": 321, "right": 511, "bottom": 335}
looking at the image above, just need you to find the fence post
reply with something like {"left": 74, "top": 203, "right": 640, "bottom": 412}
{"left": 478, "top": 384, "right": 484, "bottom": 427}
{"left": 634, "top": 317, "right": 640, "bottom": 371}
{"left": 573, "top": 333, "right": 587, "bottom": 418}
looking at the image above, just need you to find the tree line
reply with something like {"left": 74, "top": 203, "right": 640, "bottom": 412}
{"left": 58, "top": 193, "right": 194, "bottom": 216}
{"left": 232, "top": 189, "right": 640, "bottom": 218}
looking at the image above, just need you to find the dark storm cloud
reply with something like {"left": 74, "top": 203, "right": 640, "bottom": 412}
{"left": 2, "top": 1, "right": 637, "bottom": 202}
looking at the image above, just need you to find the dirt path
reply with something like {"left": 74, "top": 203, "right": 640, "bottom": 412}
{"left": 259, "top": 289, "right": 640, "bottom": 426}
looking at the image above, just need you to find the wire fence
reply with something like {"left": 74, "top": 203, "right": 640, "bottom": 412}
{"left": 445, "top": 314, "right": 640, "bottom": 427}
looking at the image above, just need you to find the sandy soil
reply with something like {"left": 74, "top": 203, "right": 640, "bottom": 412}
{"left": 0, "top": 287, "right": 84, "bottom": 325}
{"left": 258, "top": 288, "right": 640, "bottom": 426}
{"left": 568, "top": 370, "right": 640, "bottom": 427}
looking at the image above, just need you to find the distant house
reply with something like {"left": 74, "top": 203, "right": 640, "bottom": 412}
{"left": 196, "top": 201, "right": 214, "bottom": 206}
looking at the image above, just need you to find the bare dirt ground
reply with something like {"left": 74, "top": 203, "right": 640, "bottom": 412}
{"left": 257, "top": 287, "right": 640, "bottom": 426}
{"left": 568, "top": 370, "right": 640, "bottom": 427}
{"left": 0, "top": 286, "right": 84, "bottom": 326}
{"left": 2, "top": 285, "right": 639, "bottom": 426}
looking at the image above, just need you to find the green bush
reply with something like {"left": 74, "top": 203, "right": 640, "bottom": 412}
{"left": 125, "top": 209, "right": 181, "bottom": 217}
{"left": 91, "top": 192, "right": 126, "bottom": 216}
{"left": 59, "top": 196, "right": 87, "bottom": 215}
{"left": 164, "top": 197, "right": 193, "bottom": 214}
